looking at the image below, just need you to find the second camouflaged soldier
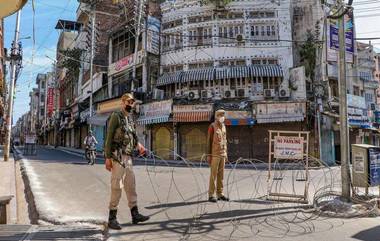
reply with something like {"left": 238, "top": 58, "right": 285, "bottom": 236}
{"left": 104, "top": 93, "right": 149, "bottom": 230}
{"left": 207, "top": 109, "right": 230, "bottom": 203}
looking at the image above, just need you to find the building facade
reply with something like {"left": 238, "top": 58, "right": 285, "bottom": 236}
{"left": 0, "top": 19, "right": 5, "bottom": 144}
{"left": 135, "top": 0, "right": 308, "bottom": 162}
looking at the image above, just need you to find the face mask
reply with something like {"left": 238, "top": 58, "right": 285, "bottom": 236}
{"left": 218, "top": 117, "right": 225, "bottom": 123}
{"left": 125, "top": 105, "right": 132, "bottom": 113}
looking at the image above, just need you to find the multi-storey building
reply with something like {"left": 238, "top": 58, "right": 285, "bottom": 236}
{"left": 35, "top": 73, "right": 47, "bottom": 143}
{"left": 55, "top": 19, "right": 80, "bottom": 148}
{"left": 134, "top": 0, "right": 307, "bottom": 161}
{"left": 0, "top": 19, "right": 5, "bottom": 144}
{"left": 76, "top": 0, "right": 124, "bottom": 150}
{"left": 374, "top": 51, "right": 380, "bottom": 104}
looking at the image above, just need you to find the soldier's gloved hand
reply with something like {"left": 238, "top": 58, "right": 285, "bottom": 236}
{"left": 105, "top": 158, "right": 113, "bottom": 171}
{"left": 137, "top": 143, "right": 146, "bottom": 156}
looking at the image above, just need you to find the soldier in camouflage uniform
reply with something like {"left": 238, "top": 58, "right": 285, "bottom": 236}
{"left": 104, "top": 93, "right": 149, "bottom": 230}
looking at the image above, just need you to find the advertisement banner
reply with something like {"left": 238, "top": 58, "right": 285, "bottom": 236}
{"left": 47, "top": 88, "right": 54, "bottom": 117}
{"left": 108, "top": 51, "right": 143, "bottom": 76}
{"left": 274, "top": 136, "right": 304, "bottom": 160}
{"left": 146, "top": 16, "right": 161, "bottom": 55}
{"left": 347, "top": 94, "right": 366, "bottom": 109}
{"left": 327, "top": 12, "right": 354, "bottom": 63}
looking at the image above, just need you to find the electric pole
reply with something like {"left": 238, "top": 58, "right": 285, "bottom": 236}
{"left": 3, "top": 10, "right": 21, "bottom": 162}
{"left": 89, "top": 5, "right": 96, "bottom": 131}
{"left": 131, "top": 0, "right": 145, "bottom": 92}
{"left": 337, "top": 0, "right": 351, "bottom": 201}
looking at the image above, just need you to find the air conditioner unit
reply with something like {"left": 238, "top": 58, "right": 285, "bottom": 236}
{"left": 201, "top": 90, "right": 212, "bottom": 99}
{"left": 279, "top": 88, "right": 290, "bottom": 98}
{"left": 153, "top": 89, "right": 164, "bottom": 100}
{"left": 264, "top": 89, "right": 276, "bottom": 98}
{"left": 236, "top": 88, "right": 246, "bottom": 98}
{"left": 213, "top": 89, "right": 222, "bottom": 100}
{"left": 175, "top": 90, "right": 184, "bottom": 98}
{"left": 187, "top": 90, "right": 200, "bottom": 100}
{"left": 223, "top": 89, "right": 236, "bottom": 98}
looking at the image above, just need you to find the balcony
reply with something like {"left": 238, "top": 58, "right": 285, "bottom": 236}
{"left": 364, "top": 81, "right": 379, "bottom": 89}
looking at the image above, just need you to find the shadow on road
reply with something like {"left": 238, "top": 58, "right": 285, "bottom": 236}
{"left": 114, "top": 205, "right": 313, "bottom": 237}
{"left": 351, "top": 225, "right": 380, "bottom": 241}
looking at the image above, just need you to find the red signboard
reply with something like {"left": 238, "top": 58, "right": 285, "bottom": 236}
{"left": 47, "top": 88, "right": 54, "bottom": 117}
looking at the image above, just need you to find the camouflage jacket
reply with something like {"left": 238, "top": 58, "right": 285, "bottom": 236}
{"left": 104, "top": 111, "right": 138, "bottom": 159}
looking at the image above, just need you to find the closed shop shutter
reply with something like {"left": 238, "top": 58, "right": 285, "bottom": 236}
{"left": 179, "top": 124, "right": 207, "bottom": 161}
{"left": 153, "top": 125, "right": 173, "bottom": 160}
{"left": 80, "top": 125, "right": 88, "bottom": 149}
{"left": 227, "top": 126, "right": 252, "bottom": 162}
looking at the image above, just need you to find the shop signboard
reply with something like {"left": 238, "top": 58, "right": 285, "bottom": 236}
{"left": 140, "top": 99, "right": 172, "bottom": 118}
{"left": 47, "top": 88, "right": 54, "bottom": 117}
{"left": 255, "top": 102, "right": 306, "bottom": 123}
{"left": 25, "top": 134, "right": 36, "bottom": 144}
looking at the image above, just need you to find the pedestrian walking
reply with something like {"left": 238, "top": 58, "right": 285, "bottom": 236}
{"left": 104, "top": 93, "right": 149, "bottom": 230}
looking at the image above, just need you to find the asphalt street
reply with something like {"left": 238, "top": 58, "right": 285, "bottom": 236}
{"left": 14, "top": 146, "right": 380, "bottom": 241}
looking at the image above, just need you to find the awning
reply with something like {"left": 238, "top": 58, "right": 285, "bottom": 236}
{"left": 250, "top": 65, "right": 283, "bottom": 77}
{"left": 215, "top": 68, "right": 229, "bottom": 80}
{"left": 173, "top": 104, "right": 213, "bottom": 122}
{"left": 87, "top": 114, "right": 110, "bottom": 126}
{"left": 173, "top": 111, "right": 213, "bottom": 122}
{"left": 156, "top": 71, "right": 183, "bottom": 86}
{"left": 225, "top": 111, "right": 255, "bottom": 126}
{"left": 228, "top": 66, "right": 250, "bottom": 79}
{"left": 137, "top": 115, "right": 170, "bottom": 125}
{"left": 182, "top": 68, "right": 214, "bottom": 82}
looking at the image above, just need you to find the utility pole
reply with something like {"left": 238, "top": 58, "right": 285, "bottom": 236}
{"left": 89, "top": 5, "right": 96, "bottom": 131}
{"left": 131, "top": 0, "right": 144, "bottom": 92}
{"left": 337, "top": 0, "right": 351, "bottom": 200}
{"left": 3, "top": 10, "right": 21, "bottom": 162}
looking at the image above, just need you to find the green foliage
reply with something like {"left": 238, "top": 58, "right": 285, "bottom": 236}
{"left": 299, "top": 30, "right": 317, "bottom": 81}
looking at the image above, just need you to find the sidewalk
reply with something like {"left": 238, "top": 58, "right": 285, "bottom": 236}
{"left": 0, "top": 224, "right": 103, "bottom": 240}
{"left": 0, "top": 146, "right": 17, "bottom": 224}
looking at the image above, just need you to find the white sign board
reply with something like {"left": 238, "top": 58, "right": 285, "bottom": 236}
{"left": 25, "top": 135, "right": 36, "bottom": 144}
{"left": 274, "top": 136, "right": 304, "bottom": 159}
{"left": 146, "top": 16, "right": 160, "bottom": 55}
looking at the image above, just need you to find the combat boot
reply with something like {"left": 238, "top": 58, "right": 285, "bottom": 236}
{"left": 108, "top": 209, "right": 122, "bottom": 230}
{"left": 131, "top": 206, "right": 150, "bottom": 224}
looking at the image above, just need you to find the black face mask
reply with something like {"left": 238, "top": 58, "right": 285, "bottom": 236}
{"left": 125, "top": 105, "right": 133, "bottom": 113}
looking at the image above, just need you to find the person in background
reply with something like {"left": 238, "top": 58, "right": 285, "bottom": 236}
{"left": 207, "top": 109, "right": 230, "bottom": 203}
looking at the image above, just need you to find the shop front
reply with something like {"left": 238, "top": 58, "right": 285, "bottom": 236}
{"left": 137, "top": 100, "right": 173, "bottom": 159}
{"left": 252, "top": 101, "right": 307, "bottom": 161}
{"left": 224, "top": 110, "right": 255, "bottom": 162}
{"left": 88, "top": 97, "right": 123, "bottom": 151}
{"left": 173, "top": 104, "right": 213, "bottom": 161}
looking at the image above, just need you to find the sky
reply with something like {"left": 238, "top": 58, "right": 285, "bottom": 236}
{"left": 3, "top": 0, "right": 380, "bottom": 123}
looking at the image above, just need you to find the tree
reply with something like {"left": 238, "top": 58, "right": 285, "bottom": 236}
{"left": 299, "top": 30, "right": 317, "bottom": 82}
